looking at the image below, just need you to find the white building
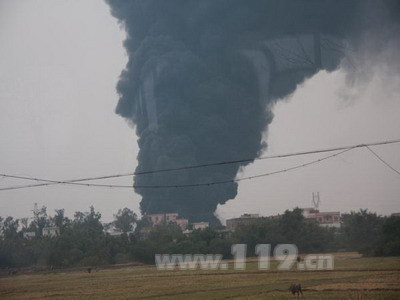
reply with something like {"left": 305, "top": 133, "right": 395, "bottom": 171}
{"left": 192, "top": 222, "right": 209, "bottom": 230}
{"left": 42, "top": 226, "right": 60, "bottom": 238}
{"left": 105, "top": 229, "right": 123, "bottom": 237}
{"left": 175, "top": 218, "right": 189, "bottom": 230}
{"left": 23, "top": 232, "right": 36, "bottom": 240}
{"left": 302, "top": 208, "right": 341, "bottom": 228}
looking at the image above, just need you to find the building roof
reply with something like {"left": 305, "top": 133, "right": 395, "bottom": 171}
{"left": 315, "top": 212, "right": 340, "bottom": 215}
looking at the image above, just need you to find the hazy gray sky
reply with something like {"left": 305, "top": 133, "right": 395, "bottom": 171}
{"left": 1, "top": 0, "right": 399, "bottom": 223}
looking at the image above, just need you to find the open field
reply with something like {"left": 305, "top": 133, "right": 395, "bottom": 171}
{"left": 1, "top": 253, "right": 399, "bottom": 299}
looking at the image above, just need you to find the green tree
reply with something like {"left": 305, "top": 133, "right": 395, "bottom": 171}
{"left": 52, "top": 209, "right": 69, "bottom": 228}
{"left": 280, "top": 208, "right": 305, "bottom": 242}
{"left": 340, "top": 209, "right": 384, "bottom": 255}
{"left": 114, "top": 208, "right": 137, "bottom": 233}
{"left": 234, "top": 217, "right": 285, "bottom": 256}
{"left": 31, "top": 203, "right": 49, "bottom": 237}
{"left": 2, "top": 217, "right": 19, "bottom": 240}
{"left": 49, "top": 206, "right": 106, "bottom": 267}
{"left": 0, "top": 216, "right": 3, "bottom": 234}
{"left": 377, "top": 216, "right": 400, "bottom": 256}
{"left": 233, "top": 208, "right": 335, "bottom": 255}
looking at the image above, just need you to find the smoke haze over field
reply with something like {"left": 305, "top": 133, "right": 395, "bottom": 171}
{"left": 106, "top": 0, "right": 400, "bottom": 223}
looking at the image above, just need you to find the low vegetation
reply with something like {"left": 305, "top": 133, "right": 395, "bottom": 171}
{"left": 0, "top": 206, "right": 399, "bottom": 269}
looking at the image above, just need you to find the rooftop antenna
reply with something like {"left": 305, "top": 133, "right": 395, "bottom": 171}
{"left": 312, "top": 192, "right": 320, "bottom": 211}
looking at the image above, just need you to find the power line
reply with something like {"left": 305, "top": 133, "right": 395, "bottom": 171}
{"left": 0, "top": 176, "right": 110, "bottom": 190}
{"left": 0, "top": 147, "right": 354, "bottom": 191}
{"left": 365, "top": 146, "right": 400, "bottom": 177}
{"left": 0, "top": 138, "right": 399, "bottom": 191}
{"left": 133, "top": 147, "right": 354, "bottom": 189}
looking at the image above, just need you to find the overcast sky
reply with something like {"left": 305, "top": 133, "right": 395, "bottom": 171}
{"left": 1, "top": 0, "right": 399, "bottom": 223}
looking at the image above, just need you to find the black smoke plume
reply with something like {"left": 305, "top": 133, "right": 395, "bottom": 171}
{"left": 106, "top": 0, "right": 399, "bottom": 223}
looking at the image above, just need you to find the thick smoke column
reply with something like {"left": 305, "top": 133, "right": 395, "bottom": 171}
{"left": 106, "top": 0, "right": 399, "bottom": 223}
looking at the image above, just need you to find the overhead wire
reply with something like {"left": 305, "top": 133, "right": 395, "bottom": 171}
{"left": 0, "top": 146, "right": 355, "bottom": 191}
{"left": 0, "top": 139, "right": 398, "bottom": 191}
{"left": 365, "top": 146, "right": 400, "bottom": 177}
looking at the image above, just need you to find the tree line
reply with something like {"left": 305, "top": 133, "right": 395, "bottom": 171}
{"left": 0, "top": 206, "right": 399, "bottom": 268}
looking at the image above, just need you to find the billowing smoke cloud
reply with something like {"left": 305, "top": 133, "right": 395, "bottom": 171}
{"left": 340, "top": 1, "right": 400, "bottom": 103}
{"left": 106, "top": 0, "right": 399, "bottom": 223}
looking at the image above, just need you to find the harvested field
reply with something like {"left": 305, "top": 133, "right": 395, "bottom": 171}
{"left": 1, "top": 253, "right": 399, "bottom": 299}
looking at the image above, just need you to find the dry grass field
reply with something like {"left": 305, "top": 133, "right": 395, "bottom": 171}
{"left": 1, "top": 253, "right": 399, "bottom": 299}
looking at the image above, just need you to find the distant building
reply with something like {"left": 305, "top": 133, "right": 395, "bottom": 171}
{"left": 192, "top": 222, "right": 209, "bottom": 230}
{"left": 216, "top": 228, "right": 231, "bottom": 238}
{"left": 302, "top": 209, "right": 341, "bottom": 228}
{"left": 105, "top": 229, "right": 123, "bottom": 237}
{"left": 391, "top": 213, "right": 400, "bottom": 217}
{"left": 146, "top": 213, "right": 177, "bottom": 226}
{"left": 42, "top": 226, "right": 60, "bottom": 238}
{"left": 175, "top": 218, "right": 189, "bottom": 230}
{"left": 145, "top": 213, "right": 189, "bottom": 230}
{"left": 226, "top": 213, "right": 260, "bottom": 231}
{"left": 23, "top": 232, "right": 36, "bottom": 240}
{"left": 302, "top": 207, "right": 320, "bottom": 218}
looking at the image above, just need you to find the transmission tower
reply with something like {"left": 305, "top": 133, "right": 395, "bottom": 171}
{"left": 312, "top": 192, "right": 320, "bottom": 211}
